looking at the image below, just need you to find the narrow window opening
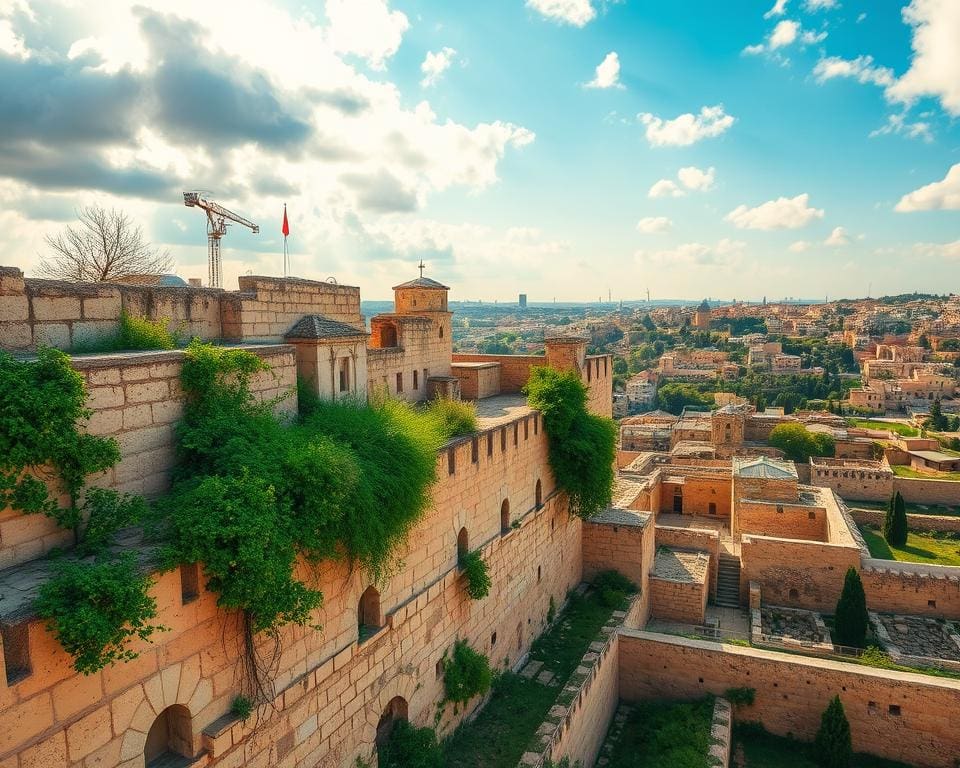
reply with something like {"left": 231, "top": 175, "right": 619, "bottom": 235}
{"left": 2, "top": 622, "right": 30, "bottom": 685}
{"left": 180, "top": 563, "right": 199, "bottom": 605}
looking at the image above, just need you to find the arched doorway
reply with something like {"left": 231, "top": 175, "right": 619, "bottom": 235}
{"left": 144, "top": 705, "right": 193, "bottom": 766}
{"left": 457, "top": 527, "right": 469, "bottom": 564}
{"left": 500, "top": 499, "right": 510, "bottom": 534}
{"left": 358, "top": 586, "right": 382, "bottom": 641}
{"left": 535, "top": 479, "right": 542, "bottom": 509}
{"left": 376, "top": 696, "right": 409, "bottom": 750}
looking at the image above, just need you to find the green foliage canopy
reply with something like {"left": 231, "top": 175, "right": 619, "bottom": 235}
{"left": 524, "top": 366, "right": 616, "bottom": 519}
{"left": 768, "top": 422, "right": 835, "bottom": 462}
{"left": 814, "top": 695, "right": 852, "bottom": 768}
{"left": 443, "top": 640, "right": 493, "bottom": 704}
{"left": 834, "top": 568, "right": 869, "bottom": 649}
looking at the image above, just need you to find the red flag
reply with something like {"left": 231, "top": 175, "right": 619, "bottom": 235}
{"left": 282, "top": 205, "right": 290, "bottom": 237}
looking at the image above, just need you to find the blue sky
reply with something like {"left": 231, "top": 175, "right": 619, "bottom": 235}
{"left": 0, "top": 0, "right": 957, "bottom": 300}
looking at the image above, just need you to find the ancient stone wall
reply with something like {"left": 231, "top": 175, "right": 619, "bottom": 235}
{"left": 849, "top": 507, "right": 960, "bottom": 534}
{"left": 0, "top": 404, "right": 581, "bottom": 768}
{"left": 893, "top": 476, "right": 960, "bottom": 506}
{"left": 0, "top": 268, "right": 362, "bottom": 352}
{"left": 739, "top": 535, "right": 860, "bottom": 611}
{"left": 736, "top": 500, "right": 827, "bottom": 542}
{"left": 649, "top": 574, "right": 708, "bottom": 625}
{"left": 619, "top": 632, "right": 960, "bottom": 768}
{"left": 809, "top": 460, "right": 894, "bottom": 502}
{"left": 451, "top": 354, "right": 544, "bottom": 393}
{"left": 861, "top": 562, "right": 960, "bottom": 619}
{"left": 0, "top": 346, "right": 296, "bottom": 572}
{"left": 658, "top": 476, "right": 731, "bottom": 519}
{"left": 581, "top": 515, "right": 653, "bottom": 596}
{"left": 450, "top": 363, "right": 501, "bottom": 400}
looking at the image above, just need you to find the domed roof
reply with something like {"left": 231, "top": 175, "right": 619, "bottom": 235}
{"left": 697, "top": 299, "right": 711, "bottom": 312}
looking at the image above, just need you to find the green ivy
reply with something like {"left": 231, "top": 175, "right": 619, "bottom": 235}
{"left": 162, "top": 341, "right": 444, "bottom": 636}
{"left": 724, "top": 686, "right": 756, "bottom": 707}
{"left": 443, "top": 640, "right": 493, "bottom": 704}
{"left": 34, "top": 553, "right": 163, "bottom": 675}
{"left": 378, "top": 720, "right": 442, "bottom": 768}
{"left": 0, "top": 347, "right": 119, "bottom": 526}
{"left": 460, "top": 550, "right": 491, "bottom": 600}
{"left": 524, "top": 367, "right": 616, "bottom": 519}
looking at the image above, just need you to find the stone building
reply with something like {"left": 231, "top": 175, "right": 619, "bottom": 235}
{"left": 692, "top": 299, "right": 711, "bottom": 330}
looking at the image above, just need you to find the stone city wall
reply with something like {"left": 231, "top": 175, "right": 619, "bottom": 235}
{"left": 0, "top": 268, "right": 362, "bottom": 352}
{"left": 451, "top": 354, "right": 544, "bottom": 393}
{"left": 581, "top": 517, "right": 653, "bottom": 597}
{"left": 849, "top": 507, "right": 960, "bottom": 534}
{"left": 736, "top": 500, "right": 827, "bottom": 542}
{"left": 0, "top": 406, "right": 581, "bottom": 768}
{"left": 619, "top": 631, "right": 960, "bottom": 768}
{"left": 893, "top": 476, "right": 960, "bottom": 506}
{"left": 861, "top": 561, "right": 960, "bottom": 619}
{"left": 0, "top": 346, "right": 296, "bottom": 572}
{"left": 809, "top": 460, "right": 894, "bottom": 502}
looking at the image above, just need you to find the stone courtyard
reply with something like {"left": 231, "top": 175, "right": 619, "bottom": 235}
{"left": 760, "top": 606, "right": 830, "bottom": 645}
{"left": 871, "top": 613, "right": 960, "bottom": 662}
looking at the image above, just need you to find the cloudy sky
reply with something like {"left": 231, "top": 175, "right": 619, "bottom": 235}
{"left": 0, "top": 0, "right": 957, "bottom": 301}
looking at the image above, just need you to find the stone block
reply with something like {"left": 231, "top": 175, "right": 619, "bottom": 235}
{"left": 82, "top": 294, "right": 122, "bottom": 320}
{"left": 33, "top": 322, "right": 71, "bottom": 348}
{"left": 0, "top": 295, "right": 28, "bottom": 322}
{"left": 126, "top": 380, "right": 168, "bottom": 404}
{"left": 19, "top": 731, "right": 67, "bottom": 768}
{"left": 88, "top": 386, "right": 125, "bottom": 410}
{"left": 0, "top": 694, "right": 54, "bottom": 754}
{"left": 66, "top": 705, "right": 112, "bottom": 761}
{"left": 71, "top": 320, "right": 118, "bottom": 349}
{"left": 32, "top": 295, "right": 81, "bottom": 321}
{"left": 85, "top": 408, "right": 123, "bottom": 436}
{"left": 0, "top": 322, "right": 31, "bottom": 348}
{"left": 122, "top": 404, "right": 154, "bottom": 430}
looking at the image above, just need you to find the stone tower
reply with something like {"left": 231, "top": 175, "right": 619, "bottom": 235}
{"left": 711, "top": 404, "right": 745, "bottom": 447}
{"left": 693, "top": 299, "right": 711, "bottom": 330}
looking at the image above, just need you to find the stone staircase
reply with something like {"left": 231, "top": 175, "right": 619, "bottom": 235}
{"left": 715, "top": 555, "right": 741, "bottom": 608}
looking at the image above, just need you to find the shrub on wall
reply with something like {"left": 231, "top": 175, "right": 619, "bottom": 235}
{"left": 524, "top": 366, "right": 616, "bottom": 519}
{"left": 0, "top": 347, "right": 119, "bottom": 527}
{"left": 426, "top": 397, "right": 478, "bottom": 439}
{"left": 443, "top": 640, "right": 493, "bottom": 704}
{"left": 114, "top": 311, "right": 181, "bottom": 351}
{"left": 883, "top": 491, "right": 908, "bottom": 547}
{"left": 460, "top": 550, "right": 492, "bottom": 600}
{"left": 833, "top": 568, "right": 868, "bottom": 648}
{"left": 814, "top": 695, "right": 852, "bottom": 768}
{"left": 768, "top": 422, "right": 835, "bottom": 462}
{"left": 34, "top": 553, "right": 163, "bottom": 675}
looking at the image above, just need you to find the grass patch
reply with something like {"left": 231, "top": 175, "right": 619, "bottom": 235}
{"left": 891, "top": 464, "right": 960, "bottom": 481}
{"left": 604, "top": 698, "right": 716, "bottom": 768}
{"left": 734, "top": 724, "right": 910, "bottom": 768}
{"left": 442, "top": 588, "right": 624, "bottom": 768}
{"left": 846, "top": 419, "right": 918, "bottom": 437}
{"left": 859, "top": 524, "right": 960, "bottom": 566}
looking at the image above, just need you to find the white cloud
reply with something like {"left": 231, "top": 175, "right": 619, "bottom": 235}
{"left": 856, "top": 12, "right": 867, "bottom": 23}
{"left": 764, "top": 0, "right": 789, "bottom": 19}
{"left": 648, "top": 179, "right": 682, "bottom": 199}
{"left": 869, "top": 112, "right": 933, "bottom": 142}
{"left": 804, "top": 0, "right": 837, "bottom": 10}
{"left": 636, "top": 216, "right": 672, "bottom": 234}
{"left": 420, "top": 47, "right": 457, "bottom": 87}
{"left": 678, "top": 166, "right": 715, "bottom": 191}
{"left": 886, "top": 0, "right": 960, "bottom": 116}
{"left": 789, "top": 240, "right": 811, "bottom": 252}
{"left": 585, "top": 51, "right": 623, "bottom": 89}
{"left": 769, "top": 19, "right": 799, "bottom": 49}
{"left": 635, "top": 238, "right": 745, "bottom": 267}
{"left": 743, "top": 19, "right": 825, "bottom": 56}
{"left": 326, "top": 0, "right": 409, "bottom": 70}
{"left": 824, "top": 226, "right": 849, "bottom": 246}
{"left": 812, "top": 55, "right": 895, "bottom": 87}
{"left": 725, "top": 193, "right": 824, "bottom": 230}
{"left": 637, "top": 105, "right": 735, "bottom": 147}
{"left": 526, "top": 0, "right": 596, "bottom": 26}
{"left": 0, "top": 18, "right": 28, "bottom": 58}
{"left": 895, "top": 163, "right": 960, "bottom": 212}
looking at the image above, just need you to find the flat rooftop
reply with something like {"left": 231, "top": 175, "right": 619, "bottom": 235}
{"left": 473, "top": 393, "right": 534, "bottom": 429}
{"left": 652, "top": 546, "right": 709, "bottom": 583}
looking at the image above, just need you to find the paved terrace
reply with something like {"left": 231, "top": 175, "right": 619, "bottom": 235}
{"left": 472, "top": 393, "right": 533, "bottom": 429}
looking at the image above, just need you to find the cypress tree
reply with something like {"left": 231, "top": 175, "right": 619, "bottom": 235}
{"left": 883, "top": 491, "right": 908, "bottom": 547}
{"left": 814, "top": 695, "right": 852, "bottom": 768}
{"left": 834, "top": 567, "right": 868, "bottom": 648}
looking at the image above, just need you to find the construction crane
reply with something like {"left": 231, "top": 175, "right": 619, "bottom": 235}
{"left": 183, "top": 192, "right": 259, "bottom": 289}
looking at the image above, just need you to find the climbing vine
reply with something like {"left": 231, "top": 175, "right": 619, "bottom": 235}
{"left": 34, "top": 553, "right": 163, "bottom": 675}
{"left": 523, "top": 366, "right": 616, "bottom": 519}
{"left": 164, "top": 340, "right": 444, "bottom": 630}
{"left": 0, "top": 347, "right": 119, "bottom": 527}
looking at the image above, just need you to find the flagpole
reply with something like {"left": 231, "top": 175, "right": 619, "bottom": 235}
{"left": 282, "top": 203, "right": 289, "bottom": 277}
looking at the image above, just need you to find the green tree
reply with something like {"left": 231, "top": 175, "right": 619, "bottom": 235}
{"left": 656, "top": 383, "right": 714, "bottom": 415}
{"left": 641, "top": 314, "right": 656, "bottom": 331}
{"left": 814, "top": 695, "right": 852, "bottom": 768}
{"left": 768, "top": 423, "right": 835, "bottom": 462}
{"left": 928, "top": 398, "right": 948, "bottom": 431}
{"left": 834, "top": 568, "right": 868, "bottom": 648}
{"left": 883, "top": 491, "right": 908, "bottom": 547}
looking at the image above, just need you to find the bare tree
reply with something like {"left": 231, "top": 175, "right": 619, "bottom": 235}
{"left": 38, "top": 205, "right": 173, "bottom": 282}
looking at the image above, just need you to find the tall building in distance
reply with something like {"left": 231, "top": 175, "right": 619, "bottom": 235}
{"left": 693, "top": 298, "right": 711, "bottom": 330}
{"left": 519, "top": 293, "right": 527, "bottom": 309}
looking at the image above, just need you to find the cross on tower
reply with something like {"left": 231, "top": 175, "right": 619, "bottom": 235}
{"left": 418, "top": 259, "right": 426, "bottom": 278}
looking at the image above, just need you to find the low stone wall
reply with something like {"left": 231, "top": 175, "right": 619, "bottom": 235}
{"left": 849, "top": 506, "right": 960, "bottom": 533}
{"left": 861, "top": 561, "right": 960, "bottom": 619}
{"left": 895, "top": 476, "right": 960, "bottom": 506}
{"left": 710, "top": 698, "right": 732, "bottom": 768}
{"left": 619, "top": 631, "right": 960, "bottom": 768}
